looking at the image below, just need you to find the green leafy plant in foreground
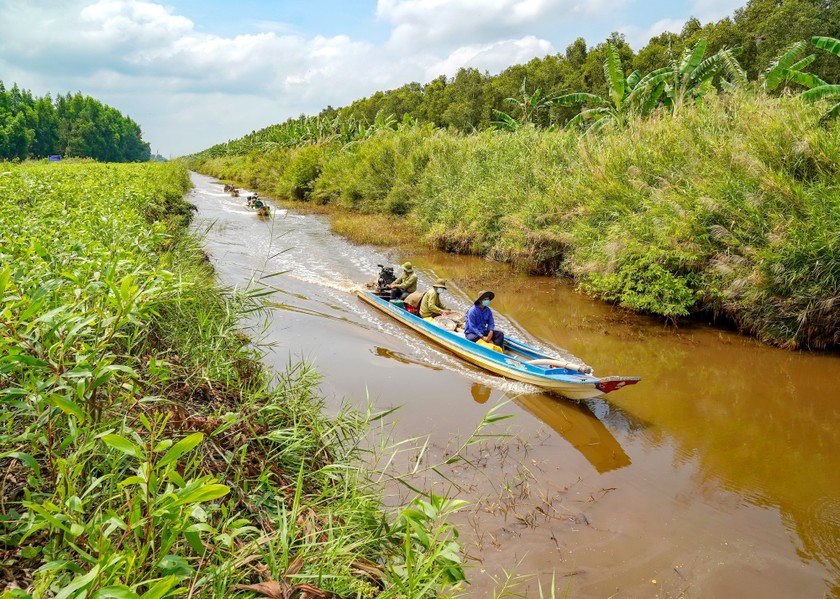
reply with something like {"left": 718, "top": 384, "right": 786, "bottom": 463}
{"left": 1, "top": 161, "right": 476, "bottom": 598}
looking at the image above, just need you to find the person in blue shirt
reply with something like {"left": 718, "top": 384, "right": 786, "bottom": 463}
{"left": 464, "top": 290, "right": 504, "bottom": 348}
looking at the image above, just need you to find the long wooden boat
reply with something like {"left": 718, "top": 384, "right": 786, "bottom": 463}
{"left": 357, "top": 290, "right": 640, "bottom": 400}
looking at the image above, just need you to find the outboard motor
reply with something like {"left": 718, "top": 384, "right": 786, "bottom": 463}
{"left": 375, "top": 264, "right": 396, "bottom": 295}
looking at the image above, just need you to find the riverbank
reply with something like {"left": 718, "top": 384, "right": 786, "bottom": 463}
{"left": 0, "top": 161, "right": 465, "bottom": 597}
{"left": 185, "top": 92, "right": 840, "bottom": 350}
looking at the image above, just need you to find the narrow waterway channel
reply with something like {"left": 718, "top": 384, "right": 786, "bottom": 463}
{"left": 188, "top": 173, "right": 840, "bottom": 598}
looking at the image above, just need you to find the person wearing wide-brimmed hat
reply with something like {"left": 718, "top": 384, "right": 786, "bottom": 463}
{"left": 419, "top": 278, "right": 452, "bottom": 320}
{"left": 387, "top": 261, "right": 418, "bottom": 300}
{"left": 464, "top": 290, "right": 504, "bottom": 349}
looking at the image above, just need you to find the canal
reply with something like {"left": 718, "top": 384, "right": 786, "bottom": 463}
{"left": 188, "top": 173, "right": 840, "bottom": 598}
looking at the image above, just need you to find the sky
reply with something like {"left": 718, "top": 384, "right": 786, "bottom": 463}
{"left": 0, "top": 0, "right": 747, "bottom": 157}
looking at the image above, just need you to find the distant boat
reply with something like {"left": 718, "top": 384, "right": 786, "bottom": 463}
{"left": 357, "top": 290, "right": 640, "bottom": 400}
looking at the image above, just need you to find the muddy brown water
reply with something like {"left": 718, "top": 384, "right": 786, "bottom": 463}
{"left": 188, "top": 173, "right": 840, "bottom": 598}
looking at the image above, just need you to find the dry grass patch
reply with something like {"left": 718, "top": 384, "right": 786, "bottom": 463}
{"left": 330, "top": 211, "right": 419, "bottom": 247}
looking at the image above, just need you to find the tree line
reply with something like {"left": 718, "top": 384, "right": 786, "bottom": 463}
{"left": 323, "top": 0, "right": 840, "bottom": 131}
{"left": 0, "top": 82, "right": 151, "bottom": 162}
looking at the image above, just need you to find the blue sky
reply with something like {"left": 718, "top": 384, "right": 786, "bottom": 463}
{"left": 0, "top": 0, "right": 746, "bottom": 156}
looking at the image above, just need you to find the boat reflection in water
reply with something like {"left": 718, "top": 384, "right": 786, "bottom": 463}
{"left": 470, "top": 383, "right": 631, "bottom": 473}
{"left": 470, "top": 382, "right": 492, "bottom": 404}
{"left": 372, "top": 345, "right": 444, "bottom": 370}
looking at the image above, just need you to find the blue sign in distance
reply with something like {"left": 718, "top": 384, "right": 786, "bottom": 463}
{"left": 48, "top": 155, "right": 62, "bottom": 161}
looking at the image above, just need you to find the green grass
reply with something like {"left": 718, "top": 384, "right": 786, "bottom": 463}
{"left": 0, "top": 161, "right": 469, "bottom": 598}
{"left": 187, "top": 92, "right": 840, "bottom": 349}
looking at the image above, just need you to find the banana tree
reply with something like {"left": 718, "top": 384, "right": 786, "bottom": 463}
{"left": 661, "top": 40, "right": 744, "bottom": 112}
{"left": 492, "top": 77, "right": 556, "bottom": 130}
{"left": 801, "top": 36, "right": 840, "bottom": 118}
{"left": 553, "top": 43, "right": 669, "bottom": 132}
{"left": 762, "top": 40, "right": 825, "bottom": 92}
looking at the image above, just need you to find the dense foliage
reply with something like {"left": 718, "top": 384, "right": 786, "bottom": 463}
{"left": 334, "top": 0, "right": 840, "bottom": 130}
{"left": 0, "top": 163, "right": 467, "bottom": 597}
{"left": 185, "top": 1, "right": 840, "bottom": 350}
{"left": 187, "top": 92, "right": 840, "bottom": 350}
{"left": 0, "top": 82, "right": 150, "bottom": 162}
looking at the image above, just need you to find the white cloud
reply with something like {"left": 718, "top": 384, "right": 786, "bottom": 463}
{"left": 0, "top": 0, "right": 737, "bottom": 155}
{"left": 425, "top": 35, "right": 554, "bottom": 79}
{"left": 80, "top": 0, "right": 193, "bottom": 42}
{"left": 377, "top": 0, "right": 629, "bottom": 52}
{"left": 690, "top": 0, "right": 744, "bottom": 22}
{"left": 620, "top": 18, "right": 687, "bottom": 51}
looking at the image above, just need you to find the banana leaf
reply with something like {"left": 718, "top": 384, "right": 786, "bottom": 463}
{"left": 783, "top": 69, "right": 826, "bottom": 89}
{"left": 764, "top": 41, "right": 811, "bottom": 91}
{"left": 690, "top": 53, "right": 725, "bottom": 87}
{"left": 604, "top": 43, "right": 626, "bottom": 107}
{"left": 628, "top": 70, "right": 671, "bottom": 105}
{"left": 719, "top": 48, "right": 747, "bottom": 89}
{"left": 553, "top": 92, "right": 608, "bottom": 107}
{"left": 801, "top": 84, "right": 840, "bottom": 102}
{"left": 642, "top": 82, "right": 667, "bottom": 115}
{"left": 811, "top": 36, "right": 840, "bottom": 58}
{"left": 680, "top": 39, "right": 708, "bottom": 77}
{"left": 626, "top": 70, "right": 641, "bottom": 91}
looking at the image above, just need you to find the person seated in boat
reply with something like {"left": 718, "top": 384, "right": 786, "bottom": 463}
{"left": 464, "top": 290, "right": 504, "bottom": 350}
{"left": 419, "top": 279, "right": 453, "bottom": 322}
{"left": 404, "top": 289, "right": 423, "bottom": 314}
{"left": 387, "top": 262, "right": 417, "bottom": 300}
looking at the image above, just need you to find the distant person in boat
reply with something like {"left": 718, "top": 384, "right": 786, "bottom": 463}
{"left": 419, "top": 279, "right": 453, "bottom": 321}
{"left": 387, "top": 262, "right": 417, "bottom": 300}
{"left": 465, "top": 290, "right": 504, "bottom": 350}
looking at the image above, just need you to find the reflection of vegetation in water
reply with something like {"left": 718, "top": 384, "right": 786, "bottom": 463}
{"left": 606, "top": 339, "right": 840, "bottom": 590}
{"left": 411, "top": 249, "right": 840, "bottom": 592}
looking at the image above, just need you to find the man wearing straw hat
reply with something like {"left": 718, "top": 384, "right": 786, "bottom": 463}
{"left": 387, "top": 262, "right": 418, "bottom": 300}
{"left": 419, "top": 279, "right": 453, "bottom": 321}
